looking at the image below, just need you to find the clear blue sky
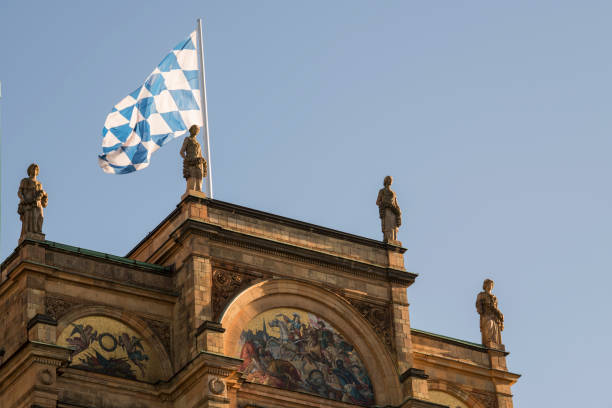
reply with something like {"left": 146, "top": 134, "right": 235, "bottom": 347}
{"left": 2, "top": 2, "right": 610, "bottom": 406}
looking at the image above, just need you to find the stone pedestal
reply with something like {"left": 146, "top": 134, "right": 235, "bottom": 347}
{"left": 488, "top": 344, "right": 508, "bottom": 371}
{"left": 387, "top": 241, "right": 406, "bottom": 270}
{"left": 20, "top": 232, "right": 45, "bottom": 244}
{"left": 182, "top": 189, "right": 208, "bottom": 201}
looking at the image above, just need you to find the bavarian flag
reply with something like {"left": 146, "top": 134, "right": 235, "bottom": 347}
{"left": 98, "top": 31, "right": 202, "bottom": 174}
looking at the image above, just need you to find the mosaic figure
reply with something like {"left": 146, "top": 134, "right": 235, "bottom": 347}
{"left": 238, "top": 308, "right": 375, "bottom": 406}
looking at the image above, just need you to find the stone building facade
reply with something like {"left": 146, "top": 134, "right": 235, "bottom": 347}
{"left": 0, "top": 192, "right": 519, "bottom": 408}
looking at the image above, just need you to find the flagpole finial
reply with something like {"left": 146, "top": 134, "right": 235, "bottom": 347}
{"left": 180, "top": 125, "right": 207, "bottom": 194}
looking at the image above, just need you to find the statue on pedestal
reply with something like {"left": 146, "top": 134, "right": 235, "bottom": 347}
{"left": 376, "top": 176, "right": 402, "bottom": 243}
{"left": 17, "top": 163, "right": 48, "bottom": 241}
{"left": 476, "top": 279, "right": 504, "bottom": 347}
{"left": 180, "top": 125, "right": 207, "bottom": 192}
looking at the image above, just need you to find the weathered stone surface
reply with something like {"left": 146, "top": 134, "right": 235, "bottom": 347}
{"left": 376, "top": 175, "right": 402, "bottom": 243}
{"left": 0, "top": 192, "right": 519, "bottom": 408}
{"left": 476, "top": 279, "right": 504, "bottom": 348}
{"left": 180, "top": 125, "right": 207, "bottom": 193}
{"left": 17, "top": 163, "right": 48, "bottom": 242}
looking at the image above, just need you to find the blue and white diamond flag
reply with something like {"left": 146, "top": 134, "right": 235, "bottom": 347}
{"left": 99, "top": 31, "right": 202, "bottom": 174}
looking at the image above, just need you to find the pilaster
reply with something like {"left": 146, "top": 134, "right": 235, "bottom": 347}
{"left": 488, "top": 346, "right": 516, "bottom": 408}
{"left": 391, "top": 284, "right": 414, "bottom": 372}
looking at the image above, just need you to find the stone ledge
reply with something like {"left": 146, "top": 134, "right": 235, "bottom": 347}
{"left": 27, "top": 314, "right": 57, "bottom": 330}
{"left": 196, "top": 320, "right": 226, "bottom": 336}
{"left": 400, "top": 367, "right": 429, "bottom": 382}
{"left": 174, "top": 218, "right": 417, "bottom": 285}
{"left": 126, "top": 195, "right": 409, "bottom": 260}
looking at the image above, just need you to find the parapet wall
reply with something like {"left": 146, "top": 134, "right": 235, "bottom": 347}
{"left": 127, "top": 195, "right": 405, "bottom": 271}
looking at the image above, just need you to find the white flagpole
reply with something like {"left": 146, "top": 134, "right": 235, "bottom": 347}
{"left": 197, "top": 19, "right": 213, "bottom": 198}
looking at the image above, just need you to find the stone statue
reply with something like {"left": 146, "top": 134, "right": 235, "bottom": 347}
{"left": 17, "top": 163, "right": 48, "bottom": 240}
{"left": 476, "top": 279, "right": 504, "bottom": 347}
{"left": 180, "top": 125, "right": 207, "bottom": 192}
{"left": 376, "top": 176, "right": 402, "bottom": 243}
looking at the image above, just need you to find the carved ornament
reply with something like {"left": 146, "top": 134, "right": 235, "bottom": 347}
{"left": 208, "top": 377, "right": 226, "bottom": 395}
{"left": 140, "top": 316, "right": 172, "bottom": 356}
{"left": 470, "top": 389, "right": 498, "bottom": 408}
{"left": 45, "top": 296, "right": 81, "bottom": 320}
{"left": 211, "top": 268, "right": 257, "bottom": 321}
{"left": 343, "top": 295, "right": 395, "bottom": 355}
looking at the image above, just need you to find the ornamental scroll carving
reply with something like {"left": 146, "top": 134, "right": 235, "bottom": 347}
{"left": 345, "top": 296, "right": 395, "bottom": 355}
{"left": 470, "top": 389, "right": 498, "bottom": 408}
{"left": 46, "top": 296, "right": 81, "bottom": 320}
{"left": 211, "top": 268, "right": 257, "bottom": 321}
{"left": 140, "top": 317, "right": 172, "bottom": 356}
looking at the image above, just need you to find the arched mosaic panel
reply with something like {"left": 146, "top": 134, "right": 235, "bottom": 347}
{"left": 238, "top": 307, "right": 375, "bottom": 406}
{"left": 57, "top": 315, "right": 162, "bottom": 382}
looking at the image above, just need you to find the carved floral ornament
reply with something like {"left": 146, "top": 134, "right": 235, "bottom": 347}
{"left": 345, "top": 297, "right": 395, "bottom": 355}
{"left": 211, "top": 268, "right": 257, "bottom": 321}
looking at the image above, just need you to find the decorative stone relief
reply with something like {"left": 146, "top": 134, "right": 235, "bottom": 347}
{"left": 211, "top": 268, "right": 257, "bottom": 321}
{"left": 470, "top": 389, "right": 498, "bottom": 408}
{"left": 344, "top": 296, "right": 395, "bottom": 355}
{"left": 141, "top": 317, "right": 172, "bottom": 357}
{"left": 208, "top": 377, "right": 225, "bottom": 395}
{"left": 37, "top": 368, "right": 54, "bottom": 385}
{"left": 45, "top": 296, "right": 81, "bottom": 320}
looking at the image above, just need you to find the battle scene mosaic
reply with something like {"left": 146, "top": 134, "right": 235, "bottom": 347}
{"left": 238, "top": 308, "right": 375, "bottom": 406}
{"left": 58, "top": 316, "right": 161, "bottom": 382}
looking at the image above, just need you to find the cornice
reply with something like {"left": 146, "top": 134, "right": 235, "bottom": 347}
{"left": 172, "top": 218, "right": 416, "bottom": 285}
{"left": 126, "top": 195, "right": 408, "bottom": 258}
{"left": 413, "top": 351, "right": 521, "bottom": 383}
{"left": 0, "top": 341, "right": 72, "bottom": 391}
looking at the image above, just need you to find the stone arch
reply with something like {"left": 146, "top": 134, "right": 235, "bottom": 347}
{"left": 220, "top": 278, "right": 402, "bottom": 406}
{"left": 428, "top": 379, "right": 487, "bottom": 408}
{"left": 56, "top": 305, "right": 173, "bottom": 381}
